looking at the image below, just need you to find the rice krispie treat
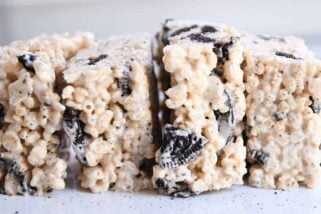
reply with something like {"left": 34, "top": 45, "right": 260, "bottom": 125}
{"left": 152, "top": 20, "right": 247, "bottom": 197}
{"left": 243, "top": 34, "right": 321, "bottom": 189}
{"left": 62, "top": 34, "right": 160, "bottom": 193}
{"left": 0, "top": 32, "right": 94, "bottom": 195}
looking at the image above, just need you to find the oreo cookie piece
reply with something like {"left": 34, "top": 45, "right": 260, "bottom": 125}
{"left": 275, "top": 51, "right": 301, "bottom": 60}
{"left": 159, "top": 124, "right": 208, "bottom": 169}
{"left": 87, "top": 54, "right": 108, "bottom": 65}
{"left": 201, "top": 25, "right": 217, "bottom": 33}
{"left": 214, "top": 90, "right": 236, "bottom": 144}
{"left": 309, "top": 96, "right": 321, "bottom": 114}
{"left": 63, "top": 107, "right": 88, "bottom": 165}
{"left": 273, "top": 111, "right": 287, "bottom": 121}
{"left": 161, "top": 18, "right": 175, "bottom": 46}
{"left": 250, "top": 149, "right": 269, "bottom": 165}
{"left": 0, "top": 103, "right": 5, "bottom": 128}
{"left": 116, "top": 62, "right": 132, "bottom": 96}
{"left": 7, "top": 159, "right": 24, "bottom": 177}
{"left": 27, "top": 185, "right": 38, "bottom": 195}
{"left": 0, "top": 157, "right": 6, "bottom": 171}
{"left": 17, "top": 54, "right": 37, "bottom": 73}
{"left": 170, "top": 181, "right": 193, "bottom": 198}
{"left": 188, "top": 33, "right": 215, "bottom": 43}
{"left": 258, "top": 35, "right": 285, "bottom": 42}
{"left": 170, "top": 25, "right": 198, "bottom": 38}
{"left": 213, "top": 37, "right": 238, "bottom": 64}
{"left": 155, "top": 178, "right": 169, "bottom": 193}
{"left": 5, "top": 159, "right": 29, "bottom": 195}
{"left": 155, "top": 178, "right": 193, "bottom": 197}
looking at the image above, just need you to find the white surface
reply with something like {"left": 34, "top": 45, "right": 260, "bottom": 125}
{"left": 1, "top": 184, "right": 321, "bottom": 214}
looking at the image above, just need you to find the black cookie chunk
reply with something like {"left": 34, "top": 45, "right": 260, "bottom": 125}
{"left": 161, "top": 18, "right": 174, "bottom": 46}
{"left": 0, "top": 103, "right": 5, "bottom": 128}
{"left": 309, "top": 96, "right": 321, "bottom": 114}
{"left": 155, "top": 178, "right": 169, "bottom": 192}
{"left": 8, "top": 160, "right": 30, "bottom": 194}
{"left": 250, "top": 149, "right": 269, "bottom": 165}
{"left": 0, "top": 158, "right": 6, "bottom": 171}
{"left": 155, "top": 178, "right": 193, "bottom": 197}
{"left": 214, "top": 90, "right": 236, "bottom": 144}
{"left": 273, "top": 111, "right": 287, "bottom": 121}
{"left": 116, "top": 62, "right": 132, "bottom": 96}
{"left": 87, "top": 54, "right": 108, "bottom": 65}
{"left": 201, "top": 25, "right": 217, "bottom": 33}
{"left": 210, "top": 38, "right": 238, "bottom": 81}
{"left": 275, "top": 51, "right": 301, "bottom": 60}
{"left": 188, "top": 33, "right": 215, "bottom": 43}
{"left": 258, "top": 35, "right": 285, "bottom": 42}
{"left": 159, "top": 124, "right": 207, "bottom": 168}
{"left": 63, "top": 107, "right": 88, "bottom": 165}
{"left": 213, "top": 37, "right": 237, "bottom": 64}
{"left": 27, "top": 185, "right": 38, "bottom": 195}
{"left": 170, "top": 25, "right": 198, "bottom": 38}
{"left": 0, "top": 158, "right": 35, "bottom": 195}
{"left": 17, "top": 54, "right": 37, "bottom": 73}
{"left": 7, "top": 160, "right": 24, "bottom": 177}
{"left": 171, "top": 181, "right": 193, "bottom": 198}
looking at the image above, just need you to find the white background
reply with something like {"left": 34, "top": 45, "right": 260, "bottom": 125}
{"left": 1, "top": 1, "right": 321, "bottom": 213}
{"left": 0, "top": 0, "right": 321, "bottom": 49}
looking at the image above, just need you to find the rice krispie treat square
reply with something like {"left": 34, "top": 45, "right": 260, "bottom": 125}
{"left": 243, "top": 34, "right": 321, "bottom": 189}
{"left": 152, "top": 20, "right": 247, "bottom": 197}
{"left": 0, "top": 32, "right": 94, "bottom": 195}
{"left": 62, "top": 34, "right": 160, "bottom": 193}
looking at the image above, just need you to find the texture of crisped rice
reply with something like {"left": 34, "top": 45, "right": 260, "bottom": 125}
{"left": 243, "top": 33, "right": 321, "bottom": 189}
{"left": 62, "top": 34, "right": 159, "bottom": 193}
{"left": 152, "top": 20, "right": 247, "bottom": 196}
{"left": 0, "top": 32, "right": 94, "bottom": 195}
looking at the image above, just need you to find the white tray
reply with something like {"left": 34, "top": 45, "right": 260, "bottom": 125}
{"left": 1, "top": 184, "right": 321, "bottom": 214}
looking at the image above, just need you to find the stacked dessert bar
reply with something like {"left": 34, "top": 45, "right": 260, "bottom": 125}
{"left": 242, "top": 33, "right": 321, "bottom": 189}
{"left": 152, "top": 20, "right": 247, "bottom": 197}
{"left": 62, "top": 34, "right": 160, "bottom": 193}
{"left": 0, "top": 33, "right": 93, "bottom": 195}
